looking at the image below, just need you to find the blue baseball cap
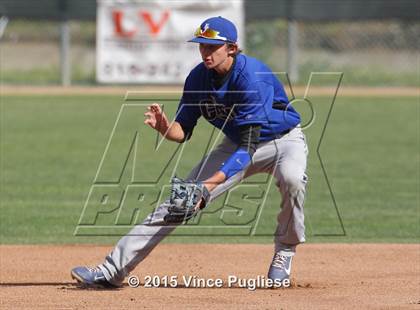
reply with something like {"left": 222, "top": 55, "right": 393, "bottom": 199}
{"left": 188, "top": 16, "right": 237, "bottom": 45}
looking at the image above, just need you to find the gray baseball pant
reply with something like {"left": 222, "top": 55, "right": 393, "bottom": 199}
{"left": 100, "top": 127, "right": 308, "bottom": 285}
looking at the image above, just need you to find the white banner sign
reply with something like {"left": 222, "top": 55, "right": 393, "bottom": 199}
{"left": 96, "top": 0, "right": 244, "bottom": 84}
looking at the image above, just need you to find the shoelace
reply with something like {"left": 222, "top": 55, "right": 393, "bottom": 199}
{"left": 271, "top": 253, "right": 289, "bottom": 269}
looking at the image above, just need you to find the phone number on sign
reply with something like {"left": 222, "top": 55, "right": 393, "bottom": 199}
{"left": 128, "top": 275, "right": 291, "bottom": 290}
{"left": 101, "top": 62, "right": 183, "bottom": 79}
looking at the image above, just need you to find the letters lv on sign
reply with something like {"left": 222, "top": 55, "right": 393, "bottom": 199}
{"left": 112, "top": 10, "right": 170, "bottom": 38}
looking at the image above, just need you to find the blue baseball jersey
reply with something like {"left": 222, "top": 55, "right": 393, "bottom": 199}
{"left": 175, "top": 54, "right": 300, "bottom": 144}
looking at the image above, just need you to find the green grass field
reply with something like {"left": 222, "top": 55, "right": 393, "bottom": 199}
{"left": 0, "top": 93, "right": 418, "bottom": 244}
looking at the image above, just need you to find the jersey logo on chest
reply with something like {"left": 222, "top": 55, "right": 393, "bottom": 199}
{"left": 199, "top": 96, "right": 236, "bottom": 122}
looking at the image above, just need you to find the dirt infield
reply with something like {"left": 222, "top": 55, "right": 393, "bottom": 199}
{"left": 0, "top": 244, "right": 419, "bottom": 309}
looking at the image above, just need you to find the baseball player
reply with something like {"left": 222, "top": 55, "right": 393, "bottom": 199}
{"left": 71, "top": 16, "right": 308, "bottom": 288}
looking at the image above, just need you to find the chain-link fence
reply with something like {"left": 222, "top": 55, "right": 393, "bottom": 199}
{"left": 1, "top": 18, "right": 419, "bottom": 86}
{"left": 0, "top": 20, "right": 96, "bottom": 84}
{"left": 247, "top": 20, "right": 420, "bottom": 86}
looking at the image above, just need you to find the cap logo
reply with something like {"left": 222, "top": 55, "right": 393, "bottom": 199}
{"left": 194, "top": 23, "right": 227, "bottom": 41}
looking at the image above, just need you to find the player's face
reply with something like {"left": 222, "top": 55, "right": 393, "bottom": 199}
{"left": 199, "top": 43, "right": 231, "bottom": 73}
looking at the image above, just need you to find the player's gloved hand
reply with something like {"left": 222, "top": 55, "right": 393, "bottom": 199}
{"left": 164, "top": 176, "right": 210, "bottom": 224}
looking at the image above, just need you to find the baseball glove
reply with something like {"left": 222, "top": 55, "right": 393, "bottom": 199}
{"left": 164, "top": 176, "right": 210, "bottom": 224}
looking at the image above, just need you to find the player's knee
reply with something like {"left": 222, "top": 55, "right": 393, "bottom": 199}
{"left": 277, "top": 170, "right": 308, "bottom": 192}
{"left": 143, "top": 199, "right": 171, "bottom": 225}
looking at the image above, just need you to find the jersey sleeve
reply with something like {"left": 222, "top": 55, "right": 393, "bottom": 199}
{"left": 174, "top": 73, "right": 202, "bottom": 133}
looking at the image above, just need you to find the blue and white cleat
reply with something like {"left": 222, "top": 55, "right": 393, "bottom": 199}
{"left": 71, "top": 266, "right": 118, "bottom": 289}
{"left": 267, "top": 251, "right": 294, "bottom": 282}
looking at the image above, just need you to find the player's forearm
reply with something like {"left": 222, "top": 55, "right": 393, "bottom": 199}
{"left": 203, "top": 125, "right": 261, "bottom": 192}
{"left": 158, "top": 121, "right": 186, "bottom": 143}
{"left": 203, "top": 171, "right": 227, "bottom": 192}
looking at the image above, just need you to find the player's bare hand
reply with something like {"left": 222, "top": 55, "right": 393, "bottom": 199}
{"left": 144, "top": 103, "right": 170, "bottom": 134}
{"left": 194, "top": 198, "right": 204, "bottom": 212}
